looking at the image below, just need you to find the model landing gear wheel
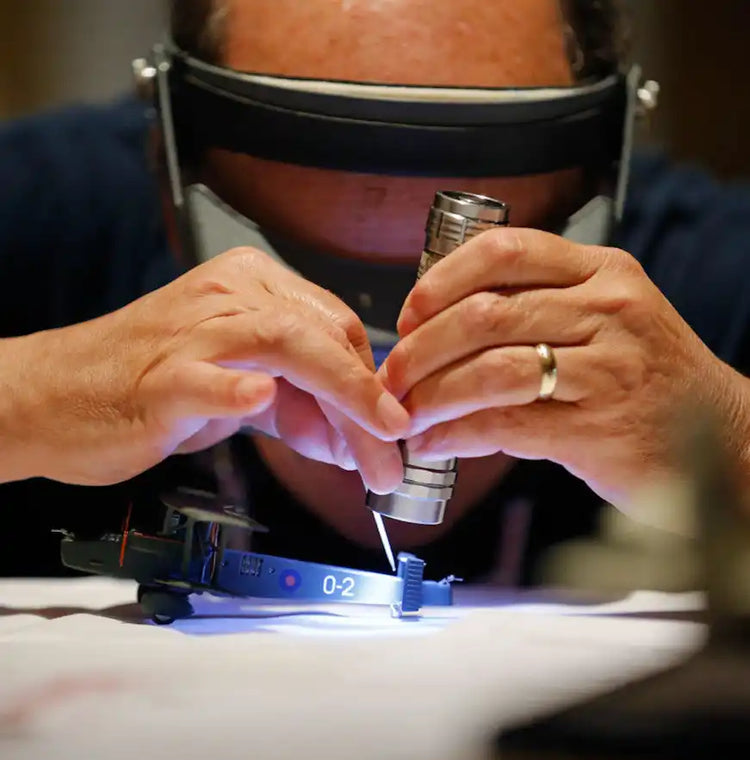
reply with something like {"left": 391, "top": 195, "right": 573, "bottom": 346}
{"left": 137, "top": 585, "right": 194, "bottom": 624}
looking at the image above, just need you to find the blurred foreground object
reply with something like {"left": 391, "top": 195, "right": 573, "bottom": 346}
{"left": 495, "top": 407, "right": 750, "bottom": 758}
{"left": 539, "top": 499, "right": 700, "bottom": 593}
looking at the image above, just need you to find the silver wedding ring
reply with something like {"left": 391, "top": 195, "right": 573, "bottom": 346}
{"left": 535, "top": 343, "right": 558, "bottom": 401}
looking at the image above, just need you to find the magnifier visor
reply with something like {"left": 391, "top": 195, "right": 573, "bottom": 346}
{"left": 165, "top": 44, "right": 630, "bottom": 180}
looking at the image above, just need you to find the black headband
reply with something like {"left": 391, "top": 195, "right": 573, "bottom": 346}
{"left": 164, "top": 46, "right": 628, "bottom": 178}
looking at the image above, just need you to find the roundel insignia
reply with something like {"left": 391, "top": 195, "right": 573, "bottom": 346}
{"left": 279, "top": 569, "right": 302, "bottom": 593}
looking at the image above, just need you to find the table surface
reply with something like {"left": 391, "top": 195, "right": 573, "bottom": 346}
{"left": 0, "top": 578, "right": 707, "bottom": 760}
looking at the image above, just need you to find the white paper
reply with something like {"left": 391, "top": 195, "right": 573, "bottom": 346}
{"left": 0, "top": 578, "right": 706, "bottom": 760}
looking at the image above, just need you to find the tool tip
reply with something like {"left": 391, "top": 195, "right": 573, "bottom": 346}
{"left": 372, "top": 512, "right": 396, "bottom": 572}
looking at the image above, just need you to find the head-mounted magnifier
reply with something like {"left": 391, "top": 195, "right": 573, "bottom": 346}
{"left": 134, "top": 43, "right": 654, "bottom": 346}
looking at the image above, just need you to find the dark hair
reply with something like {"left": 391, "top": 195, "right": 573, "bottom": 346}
{"left": 561, "top": 0, "right": 631, "bottom": 80}
{"left": 169, "top": 0, "right": 225, "bottom": 64}
{"left": 169, "top": 0, "right": 629, "bottom": 80}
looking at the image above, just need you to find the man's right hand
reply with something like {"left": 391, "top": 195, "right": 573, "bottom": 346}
{"left": 0, "top": 247, "right": 409, "bottom": 492}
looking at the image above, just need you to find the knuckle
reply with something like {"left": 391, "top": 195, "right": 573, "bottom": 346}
{"left": 334, "top": 307, "right": 368, "bottom": 350}
{"left": 596, "top": 282, "right": 638, "bottom": 315}
{"left": 283, "top": 281, "right": 370, "bottom": 353}
{"left": 462, "top": 291, "right": 508, "bottom": 335}
{"left": 601, "top": 246, "right": 645, "bottom": 277}
{"left": 485, "top": 227, "right": 525, "bottom": 268}
{"left": 186, "top": 275, "right": 234, "bottom": 298}
{"left": 225, "top": 246, "right": 268, "bottom": 268}
{"left": 478, "top": 349, "right": 527, "bottom": 396}
{"left": 383, "top": 343, "right": 411, "bottom": 393}
{"left": 324, "top": 320, "right": 351, "bottom": 350}
{"left": 221, "top": 246, "right": 274, "bottom": 281}
{"left": 407, "top": 276, "right": 439, "bottom": 322}
{"left": 601, "top": 349, "right": 647, "bottom": 397}
{"left": 292, "top": 302, "right": 351, "bottom": 350}
{"left": 251, "top": 310, "right": 300, "bottom": 352}
{"left": 592, "top": 277, "right": 649, "bottom": 328}
{"left": 187, "top": 247, "right": 271, "bottom": 293}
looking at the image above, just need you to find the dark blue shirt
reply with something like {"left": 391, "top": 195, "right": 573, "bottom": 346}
{"left": 1, "top": 98, "right": 750, "bottom": 579}
{"left": 0, "top": 99, "right": 177, "bottom": 338}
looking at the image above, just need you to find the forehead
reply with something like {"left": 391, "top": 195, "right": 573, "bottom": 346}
{"left": 223, "top": 0, "right": 573, "bottom": 87}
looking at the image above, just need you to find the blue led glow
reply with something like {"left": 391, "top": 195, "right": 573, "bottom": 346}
{"left": 371, "top": 345, "right": 395, "bottom": 370}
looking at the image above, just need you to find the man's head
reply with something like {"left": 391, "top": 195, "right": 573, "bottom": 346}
{"left": 165, "top": 0, "right": 630, "bottom": 264}
{"left": 171, "top": 1, "right": 628, "bottom": 79}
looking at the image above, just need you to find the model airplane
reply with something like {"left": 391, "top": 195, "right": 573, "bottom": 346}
{"left": 59, "top": 487, "right": 456, "bottom": 624}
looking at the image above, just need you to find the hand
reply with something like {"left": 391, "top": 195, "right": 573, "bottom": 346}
{"left": 1, "top": 247, "right": 408, "bottom": 491}
{"left": 379, "top": 227, "right": 750, "bottom": 507}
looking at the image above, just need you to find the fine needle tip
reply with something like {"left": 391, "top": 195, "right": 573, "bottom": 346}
{"left": 372, "top": 512, "right": 396, "bottom": 572}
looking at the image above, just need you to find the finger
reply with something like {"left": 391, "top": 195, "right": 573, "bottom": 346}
{"left": 243, "top": 379, "right": 345, "bottom": 467}
{"left": 401, "top": 345, "right": 585, "bottom": 437}
{"left": 406, "top": 401, "right": 576, "bottom": 463}
{"left": 274, "top": 383, "right": 354, "bottom": 467}
{"left": 287, "top": 286, "right": 377, "bottom": 372}
{"left": 382, "top": 287, "right": 597, "bottom": 400}
{"left": 258, "top": 255, "right": 376, "bottom": 371}
{"left": 158, "top": 361, "right": 277, "bottom": 420}
{"left": 174, "top": 418, "right": 243, "bottom": 455}
{"left": 398, "top": 227, "right": 607, "bottom": 335}
{"left": 202, "top": 311, "right": 410, "bottom": 441}
{"left": 221, "top": 247, "right": 376, "bottom": 370}
{"left": 319, "top": 400, "right": 404, "bottom": 494}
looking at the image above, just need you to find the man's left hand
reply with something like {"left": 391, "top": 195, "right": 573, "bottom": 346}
{"left": 379, "top": 227, "right": 750, "bottom": 507}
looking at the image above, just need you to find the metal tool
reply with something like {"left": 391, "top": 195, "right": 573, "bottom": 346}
{"left": 373, "top": 511, "right": 396, "bottom": 571}
{"left": 368, "top": 191, "right": 510, "bottom": 532}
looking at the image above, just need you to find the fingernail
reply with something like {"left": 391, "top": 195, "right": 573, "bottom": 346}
{"left": 376, "top": 392, "right": 409, "bottom": 437}
{"left": 397, "top": 307, "right": 415, "bottom": 336}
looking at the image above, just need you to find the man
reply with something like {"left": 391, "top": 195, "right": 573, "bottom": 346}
{"left": 1, "top": 0, "right": 750, "bottom": 582}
